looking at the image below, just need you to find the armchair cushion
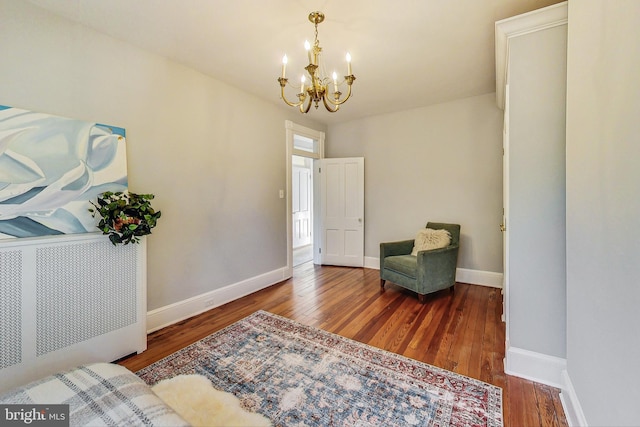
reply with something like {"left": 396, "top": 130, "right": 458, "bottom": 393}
{"left": 384, "top": 255, "right": 418, "bottom": 279}
{"left": 411, "top": 228, "right": 451, "bottom": 255}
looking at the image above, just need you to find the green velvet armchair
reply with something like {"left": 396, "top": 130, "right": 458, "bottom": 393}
{"left": 379, "top": 222, "right": 460, "bottom": 303}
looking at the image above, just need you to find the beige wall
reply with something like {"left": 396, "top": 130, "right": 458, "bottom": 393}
{"left": 565, "top": 0, "right": 640, "bottom": 424}
{"left": 0, "top": 0, "right": 324, "bottom": 310}
{"left": 326, "top": 93, "right": 504, "bottom": 273}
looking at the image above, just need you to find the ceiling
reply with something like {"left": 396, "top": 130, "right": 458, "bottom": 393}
{"left": 27, "top": 0, "right": 562, "bottom": 125}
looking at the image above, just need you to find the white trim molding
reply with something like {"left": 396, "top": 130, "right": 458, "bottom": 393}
{"left": 365, "top": 257, "right": 503, "bottom": 289}
{"left": 455, "top": 268, "right": 503, "bottom": 288}
{"left": 504, "top": 344, "right": 567, "bottom": 388}
{"left": 146, "top": 267, "right": 289, "bottom": 333}
{"left": 495, "top": 1, "right": 568, "bottom": 109}
{"left": 364, "top": 256, "right": 380, "bottom": 270}
{"left": 560, "top": 370, "right": 589, "bottom": 427}
{"left": 150, "top": 262, "right": 504, "bottom": 333}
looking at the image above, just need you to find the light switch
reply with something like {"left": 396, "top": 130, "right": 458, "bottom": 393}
{"left": 279, "top": 189, "right": 284, "bottom": 199}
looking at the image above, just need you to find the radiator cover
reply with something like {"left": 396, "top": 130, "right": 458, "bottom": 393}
{"left": 0, "top": 234, "right": 147, "bottom": 393}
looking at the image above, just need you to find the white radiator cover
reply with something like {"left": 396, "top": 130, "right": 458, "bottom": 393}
{"left": 0, "top": 233, "right": 147, "bottom": 393}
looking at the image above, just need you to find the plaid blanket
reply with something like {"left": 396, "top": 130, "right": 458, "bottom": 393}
{"left": 0, "top": 363, "right": 189, "bottom": 426}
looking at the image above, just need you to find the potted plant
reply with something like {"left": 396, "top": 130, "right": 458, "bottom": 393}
{"left": 89, "top": 191, "right": 161, "bottom": 245}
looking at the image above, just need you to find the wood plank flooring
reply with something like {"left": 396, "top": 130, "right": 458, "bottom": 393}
{"left": 119, "top": 263, "right": 568, "bottom": 426}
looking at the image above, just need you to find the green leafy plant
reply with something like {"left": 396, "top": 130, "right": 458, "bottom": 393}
{"left": 89, "top": 191, "right": 161, "bottom": 245}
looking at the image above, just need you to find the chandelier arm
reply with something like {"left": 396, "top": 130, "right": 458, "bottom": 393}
{"left": 325, "top": 82, "right": 353, "bottom": 106}
{"left": 300, "top": 94, "right": 313, "bottom": 113}
{"left": 278, "top": 78, "right": 306, "bottom": 107}
{"left": 322, "top": 94, "right": 339, "bottom": 112}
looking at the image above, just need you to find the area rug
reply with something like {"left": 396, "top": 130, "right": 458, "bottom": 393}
{"left": 136, "top": 310, "right": 503, "bottom": 427}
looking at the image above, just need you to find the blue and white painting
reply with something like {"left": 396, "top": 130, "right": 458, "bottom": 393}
{"left": 0, "top": 105, "right": 128, "bottom": 239}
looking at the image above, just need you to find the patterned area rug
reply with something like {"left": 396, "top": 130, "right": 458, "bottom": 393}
{"left": 137, "top": 311, "right": 503, "bottom": 426}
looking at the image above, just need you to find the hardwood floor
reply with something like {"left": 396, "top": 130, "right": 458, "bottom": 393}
{"left": 120, "top": 262, "right": 568, "bottom": 426}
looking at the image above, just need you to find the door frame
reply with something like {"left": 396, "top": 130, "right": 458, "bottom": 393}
{"left": 502, "top": 83, "right": 510, "bottom": 346}
{"left": 285, "top": 120, "right": 325, "bottom": 279}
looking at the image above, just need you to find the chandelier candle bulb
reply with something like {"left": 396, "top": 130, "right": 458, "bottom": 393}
{"left": 332, "top": 72, "right": 338, "bottom": 92}
{"left": 300, "top": 75, "right": 306, "bottom": 93}
{"left": 305, "top": 41, "right": 312, "bottom": 63}
{"left": 282, "top": 55, "right": 287, "bottom": 78}
{"left": 346, "top": 53, "right": 352, "bottom": 75}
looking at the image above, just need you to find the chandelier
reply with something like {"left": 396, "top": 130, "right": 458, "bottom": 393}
{"left": 278, "top": 11, "right": 356, "bottom": 113}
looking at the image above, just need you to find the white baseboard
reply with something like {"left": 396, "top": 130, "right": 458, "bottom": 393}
{"left": 504, "top": 344, "right": 567, "bottom": 388}
{"left": 364, "top": 257, "right": 503, "bottom": 289}
{"left": 455, "top": 268, "right": 503, "bottom": 288}
{"left": 146, "top": 267, "right": 290, "bottom": 333}
{"left": 364, "top": 256, "right": 380, "bottom": 269}
{"left": 147, "top": 262, "right": 503, "bottom": 333}
{"left": 560, "top": 370, "right": 588, "bottom": 427}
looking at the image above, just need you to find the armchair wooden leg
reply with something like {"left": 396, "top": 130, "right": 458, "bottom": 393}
{"left": 380, "top": 279, "right": 386, "bottom": 290}
{"left": 418, "top": 293, "right": 427, "bottom": 304}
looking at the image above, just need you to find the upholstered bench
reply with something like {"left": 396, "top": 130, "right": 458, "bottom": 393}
{"left": 0, "top": 363, "right": 272, "bottom": 426}
{"left": 0, "top": 363, "right": 189, "bottom": 426}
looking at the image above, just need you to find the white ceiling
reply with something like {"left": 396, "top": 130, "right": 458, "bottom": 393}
{"left": 27, "top": 0, "right": 561, "bottom": 125}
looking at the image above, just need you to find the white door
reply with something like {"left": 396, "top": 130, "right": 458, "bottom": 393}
{"left": 292, "top": 165, "right": 312, "bottom": 248}
{"left": 318, "top": 157, "right": 364, "bottom": 267}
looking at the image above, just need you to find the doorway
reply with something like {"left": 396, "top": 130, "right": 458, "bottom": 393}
{"left": 285, "top": 121, "right": 325, "bottom": 278}
{"left": 292, "top": 154, "right": 313, "bottom": 266}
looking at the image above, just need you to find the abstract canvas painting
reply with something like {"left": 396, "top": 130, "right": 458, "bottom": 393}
{"left": 0, "top": 105, "right": 128, "bottom": 239}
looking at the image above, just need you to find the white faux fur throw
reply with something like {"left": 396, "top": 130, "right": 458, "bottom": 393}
{"left": 151, "top": 375, "right": 272, "bottom": 427}
{"left": 411, "top": 228, "right": 451, "bottom": 255}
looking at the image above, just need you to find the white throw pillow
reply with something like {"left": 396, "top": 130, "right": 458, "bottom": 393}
{"left": 411, "top": 228, "right": 451, "bottom": 256}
